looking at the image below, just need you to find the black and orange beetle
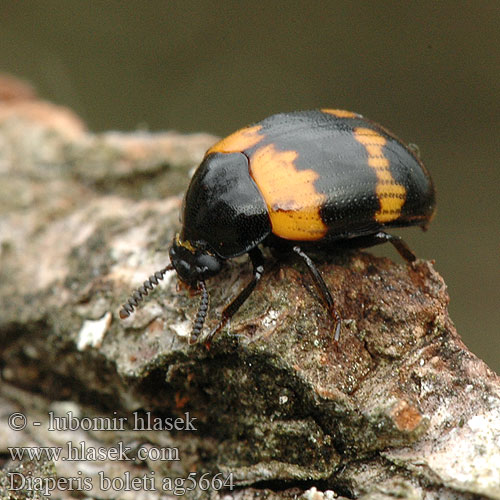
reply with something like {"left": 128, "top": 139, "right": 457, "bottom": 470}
{"left": 120, "top": 109, "right": 436, "bottom": 344}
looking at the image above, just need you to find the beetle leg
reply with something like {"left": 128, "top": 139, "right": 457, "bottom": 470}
{"left": 338, "top": 231, "right": 418, "bottom": 263}
{"left": 369, "top": 231, "right": 417, "bottom": 263}
{"left": 293, "top": 246, "right": 341, "bottom": 341}
{"left": 203, "top": 247, "right": 265, "bottom": 344}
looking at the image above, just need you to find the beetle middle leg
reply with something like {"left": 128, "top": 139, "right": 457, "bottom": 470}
{"left": 202, "top": 247, "right": 265, "bottom": 345}
{"left": 293, "top": 245, "right": 341, "bottom": 341}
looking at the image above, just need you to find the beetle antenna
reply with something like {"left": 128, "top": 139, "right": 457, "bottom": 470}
{"left": 119, "top": 264, "right": 174, "bottom": 319}
{"left": 189, "top": 280, "right": 209, "bottom": 345}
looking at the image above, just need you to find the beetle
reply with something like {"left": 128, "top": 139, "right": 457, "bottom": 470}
{"left": 119, "top": 109, "right": 436, "bottom": 344}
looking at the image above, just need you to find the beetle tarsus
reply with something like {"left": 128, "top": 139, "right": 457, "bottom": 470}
{"left": 203, "top": 320, "right": 226, "bottom": 346}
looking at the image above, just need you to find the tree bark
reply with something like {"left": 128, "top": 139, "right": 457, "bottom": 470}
{"left": 0, "top": 76, "right": 499, "bottom": 500}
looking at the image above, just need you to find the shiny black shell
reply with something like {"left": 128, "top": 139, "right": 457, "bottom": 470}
{"left": 180, "top": 109, "right": 435, "bottom": 259}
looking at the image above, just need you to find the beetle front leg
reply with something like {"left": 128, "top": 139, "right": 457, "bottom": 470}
{"left": 202, "top": 247, "right": 265, "bottom": 345}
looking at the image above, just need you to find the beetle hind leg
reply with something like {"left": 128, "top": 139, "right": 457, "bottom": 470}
{"left": 363, "top": 231, "right": 417, "bottom": 263}
{"left": 337, "top": 231, "right": 417, "bottom": 263}
{"left": 293, "top": 246, "right": 341, "bottom": 341}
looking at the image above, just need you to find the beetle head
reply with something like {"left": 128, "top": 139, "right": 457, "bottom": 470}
{"left": 169, "top": 234, "right": 223, "bottom": 288}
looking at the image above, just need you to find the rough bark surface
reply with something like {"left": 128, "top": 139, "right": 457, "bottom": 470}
{"left": 0, "top": 76, "right": 499, "bottom": 500}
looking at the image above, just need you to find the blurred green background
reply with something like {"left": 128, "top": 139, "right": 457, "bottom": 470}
{"left": 1, "top": 1, "right": 498, "bottom": 372}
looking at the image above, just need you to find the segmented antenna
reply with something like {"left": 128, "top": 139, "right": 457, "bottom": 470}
{"left": 189, "top": 280, "right": 209, "bottom": 345}
{"left": 119, "top": 264, "right": 174, "bottom": 319}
